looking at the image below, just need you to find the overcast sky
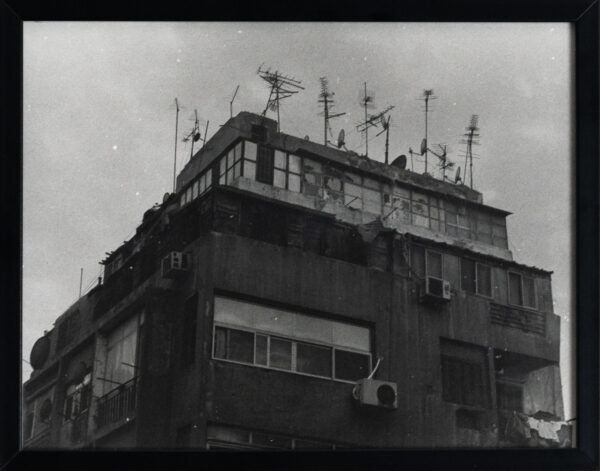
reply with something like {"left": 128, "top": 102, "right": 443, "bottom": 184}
{"left": 23, "top": 22, "right": 574, "bottom": 419}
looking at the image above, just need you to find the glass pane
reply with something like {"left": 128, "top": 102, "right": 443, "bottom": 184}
{"left": 274, "top": 150, "right": 286, "bottom": 170}
{"left": 412, "top": 214, "right": 429, "bottom": 227}
{"left": 394, "top": 186, "right": 410, "bottom": 198}
{"left": 214, "top": 297, "right": 255, "bottom": 329}
{"left": 235, "top": 142, "right": 242, "bottom": 162}
{"left": 427, "top": 251, "right": 443, "bottom": 278}
{"left": 363, "top": 188, "right": 381, "bottom": 206}
{"left": 244, "top": 141, "right": 257, "bottom": 161}
{"left": 220, "top": 156, "right": 226, "bottom": 174}
{"left": 227, "top": 149, "right": 235, "bottom": 169}
{"left": 461, "top": 259, "right": 476, "bottom": 293}
{"left": 324, "top": 176, "right": 342, "bottom": 192}
{"left": 334, "top": 350, "right": 370, "bottom": 381}
{"left": 243, "top": 160, "right": 256, "bottom": 180}
{"left": 363, "top": 177, "right": 379, "bottom": 190}
{"left": 332, "top": 323, "right": 370, "bottom": 351}
{"left": 206, "top": 169, "right": 212, "bottom": 188}
{"left": 413, "top": 192, "right": 428, "bottom": 205}
{"left": 180, "top": 194, "right": 185, "bottom": 207}
{"left": 344, "top": 172, "right": 360, "bottom": 185}
{"left": 233, "top": 161, "right": 241, "bottom": 180}
{"left": 509, "top": 273, "right": 523, "bottom": 306}
{"left": 412, "top": 201, "right": 428, "bottom": 216}
{"left": 288, "top": 174, "right": 301, "bottom": 193}
{"left": 226, "top": 167, "right": 234, "bottom": 184}
{"left": 186, "top": 187, "right": 192, "bottom": 204}
{"left": 228, "top": 329, "right": 254, "bottom": 364}
{"left": 477, "top": 264, "right": 492, "bottom": 296}
{"left": 192, "top": 181, "right": 199, "bottom": 199}
{"left": 254, "top": 307, "right": 294, "bottom": 335}
{"left": 523, "top": 276, "right": 536, "bottom": 308}
{"left": 255, "top": 334, "right": 268, "bottom": 365}
{"left": 478, "top": 220, "right": 491, "bottom": 234}
{"left": 293, "top": 314, "right": 332, "bottom": 344}
{"left": 296, "top": 343, "right": 332, "bottom": 377}
{"left": 219, "top": 174, "right": 226, "bottom": 185}
{"left": 288, "top": 154, "right": 301, "bottom": 173}
{"left": 269, "top": 338, "right": 292, "bottom": 370}
{"left": 273, "top": 169, "right": 286, "bottom": 189}
{"left": 214, "top": 327, "right": 227, "bottom": 358}
{"left": 430, "top": 220, "right": 440, "bottom": 231}
{"left": 430, "top": 207, "right": 439, "bottom": 219}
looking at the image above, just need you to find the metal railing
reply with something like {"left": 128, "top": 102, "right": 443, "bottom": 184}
{"left": 490, "top": 303, "right": 546, "bottom": 335}
{"left": 70, "top": 410, "right": 88, "bottom": 444}
{"left": 96, "top": 377, "right": 138, "bottom": 429}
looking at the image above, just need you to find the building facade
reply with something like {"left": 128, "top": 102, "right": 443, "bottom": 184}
{"left": 23, "top": 112, "right": 570, "bottom": 449}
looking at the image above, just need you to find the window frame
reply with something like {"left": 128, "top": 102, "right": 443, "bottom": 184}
{"left": 425, "top": 249, "right": 444, "bottom": 280}
{"left": 507, "top": 271, "right": 538, "bottom": 310}
{"left": 211, "top": 323, "right": 372, "bottom": 384}
{"left": 460, "top": 258, "right": 493, "bottom": 299}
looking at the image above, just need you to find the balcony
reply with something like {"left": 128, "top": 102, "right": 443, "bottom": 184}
{"left": 96, "top": 377, "right": 138, "bottom": 430}
{"left": 490, "top": 303, "right": 546, "bottom": 335}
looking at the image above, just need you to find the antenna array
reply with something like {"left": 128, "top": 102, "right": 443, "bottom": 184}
{"left": 419, "top": 89, "right": 437, "bottom": 174}
{"left": 460, "top": 114, "right": 480, "bottom": 189}
{"left": 258, "top": 64, "right": 304, "bottom": 132}
{"left": 318, "top": 77, "right": 346, "bottom": 146}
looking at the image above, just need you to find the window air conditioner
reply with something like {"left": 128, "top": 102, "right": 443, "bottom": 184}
{"left": 352, "top": 378, "right": 398, "bottom": 410}
{"left": 161, "top": 251, "right": 189, "bottom": 279}
{"left": 423, "top": 276, "right": 452, "bottom": 301}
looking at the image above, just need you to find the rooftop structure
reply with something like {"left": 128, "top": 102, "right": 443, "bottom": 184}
{"left": 23, "top": 111, "right": 569, "bottom": 450}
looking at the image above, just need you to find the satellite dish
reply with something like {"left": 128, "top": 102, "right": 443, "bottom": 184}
{"left": 391, "top": 154, "right": 407, "bottom": 170}
{"left": 337, "top": 129, "right": 345, "bottom": 148}
{"left": 162, "top": 192, "right": 170, "bottom": 204}
{"left": 455, "top": 166, "right": 462, "bottom": 184}
{"left": 30, "top": 335, "right": 51, "bottom": 370}
{"left": 304, "top": 135, "right": 310, "bottom": 141}
{"left": 420, "top": 138, "right": 427, "bottom": 155}
{"left": 193, "top": 132, "right": 201, "bottom": 142}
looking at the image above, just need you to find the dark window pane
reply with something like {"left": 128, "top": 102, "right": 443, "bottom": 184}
{"left": 427, "top": 251, "right": 443, "bottom": 278}
{"left": 296, "top": 343, "right": 332, "bottom": 377}
{"left": 255, "top": 145, "right": 274, "bottom": 185}
{"left": 334, "top": 350, "right": 370, "bottom": 381}
{"left": 214, "top": 327, "right": 227, "bottom": 359}
{"left": 269, "top": 337, "right": 292, "bottom": 370}
{"left": 255, "top": 334, "right": 268, "bottom": 366}
{"left": 461, "top": 259, "right": 476, "bottom": 293}
{"left": 476, "top": 264, "right": 492, "bottom": 297}
{"left": 523, "top": 276, "right": 536, "bottom": 308}
{"left": 497, "top": 383, "right": 523, "bottom": 411}
{"left": 411, "top": 246, "right": 426, "bottom": 278}
{"left": 228, "top": 329, "right": 254, "bottom": 364}
{"left": 509, "top": 273, "right": 523, "bottom": 306}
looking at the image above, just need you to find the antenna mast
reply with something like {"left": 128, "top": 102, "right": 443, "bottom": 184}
{"left": 230, "top": 85, "right": 239, "bottom": 119}
{"left": 172, "top": 98, "right": 180, "bottom": 193}
{"left": 461, "top": 114, "right": 480, "bottom": 189}
{"left": 183, "top": 109, "right": 201, "bottom": 161}
{"left": 420, "top": 89, "right": 437, "bottom": 174}
{"left": 357, "top": 104, "right": 394, "bottom": 160}
{"left": 376, "top": 115, "right": 392, "bottom": 164}
{"left": 258, "top": 65, "right": 304, "bottom": 132}
{"left": 318, "top": 77, "right": 346, "bottom": 146}
{"left": 357, "top": 83, "right": 376, "bottom": 157}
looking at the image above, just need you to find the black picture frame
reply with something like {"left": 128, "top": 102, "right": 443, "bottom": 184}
{"left": 1, "top": 1, "right": 597, "bottom": 470}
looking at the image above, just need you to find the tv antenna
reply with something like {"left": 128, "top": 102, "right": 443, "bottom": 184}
{"left": 419, "top": 89, "right": 437, "bottom": 175}
{"left": 428, "top": 144, "right": 454, "bottom": 181}
{"left": 258, "top": 64, "right": 304, "bottom": 132}
{"left": 461, "top": 114, "right": 480, "bottom": 189}
{"left": 356, "top": 83, "right": 376, "bottom": 157}
{"left": 375, "top": 114, "right": 393, "bottom": 164}
{"left": 337, "top": 129, "right": 346, "bottom": 150}
{"left": 318, "top": 76, "right": 346, "bottom": 146}
{"left": 357, "top": 104, "right": 394, "bottom": 160}
{"left": 169, "top": 98, "right": 186, "bottom": 192}
{"left": 229, "top": 85, "right": 239, "bottom": 119}
{"left": 455, "top": 166, "right": 462, "bottom": 184}
{"left": 183, "top": 109, "right": 202, "bottom": 160}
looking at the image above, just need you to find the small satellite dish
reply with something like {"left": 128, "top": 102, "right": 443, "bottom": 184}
{"left": 420, "top": 138, "right": 427, "bottom": 155}
{"left": 162, "top": 192, "right": 170, "bottom": 204}
{"left": 391, "top": 154, "right": 407, "bottom": 170}
{"left": 193, "top": 132, "right": 201, "bottom": 142}
{"left": 30, "top": 335, "right": 51, "bottom": 370}
{"left": 337, "top": 129, "right": 345, "bottom": 148}
{"left": 455, "top": 166, "right": 462, "bottom": 184}
{"left": 304, "top": 135, "right": 310, "bottom": 141}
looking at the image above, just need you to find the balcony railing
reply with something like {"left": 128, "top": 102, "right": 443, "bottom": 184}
{"left": 96, "top": 377, "right": 138, "bottom": 429}
{"left": 490, "top": 303, "right": 546, "bottom": 335}
{"left": 70, "top": 410, "right": 89, "bottom": 444}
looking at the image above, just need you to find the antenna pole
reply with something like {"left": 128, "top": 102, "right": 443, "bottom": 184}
{"left": 190, "top": 109, "right": 199, "bottom": 160}
{"left": 258, "top": 65, "right": 304, "bottom": 133}
{"left": 318, "top": 77, "right": 345, "bottom": 146}
{"left": 424, "top": 93, "right": 429, "bottom": 174}
{"left": 384, "top": 117, "right": 390, "bottom": 165}
{"left": 275, "top": 72, "right": 280, "bottom": 132}
{"left": 230, "top": 85, "right": 239, "bottom": 119}
{"left": 364, "top": 82, "right": 369, "bottom": 157}
{"left": 172, "top": 98, "right": 180, "bottom": 193}
{"left": 203, "top": 120, "right": 209, "bottom": 147}
{"left": 79, "top": 268, "right": 83, "bottom": 298}
{"left": 324, "top": 89, "right": 328, "bottom": 145}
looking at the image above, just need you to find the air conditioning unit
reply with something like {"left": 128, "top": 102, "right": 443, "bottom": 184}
{"left": 422, "top": 276, "right": 452, "bottom": 302}
{"left": 352, "top": 378, "right": 398, "bottom": 410}
{"left": 161, "top": 251, "right": 189, "bottom": 279}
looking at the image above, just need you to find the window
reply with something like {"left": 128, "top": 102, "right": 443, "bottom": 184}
{"left": 181, "top": 294, "right": 198, "bottom": 366}
{"left": 342, "top": 173, "right": 382, "bottom": 213}
{"left": 508, "top": 272, "right": 537, "bottom": 309}
{"left": 426, "top": 250, "right": 443, "bottom": 278}
{"left": 273, "top": 150, "right": 302, "bottom": 192}
{"left": 445, "top": 201, "right": 471, "bottom": 238}
{"left": 496, "top": 381, "right": 523, "bottom": 412}
{"left": 219, "top": 143, "right": 242, "bottom": 185}
{"left": 440, "top": 339, "right": 490, "bottom": 408}
{"left": 461, "top": 259, "right": 492, "bottom": 297}
{"left": 180, "top": 169, "right": 213, "bottom": 208}
{"left": 411, "top": 246, "right": 444, "bottom": 280}
{"left": 255, "top": 144, "right": 274, "bottom": 184}
{"left": 213, "top": 296, "right": 371, "bottom": 382}
{"left": 102, "top": 314, "right": 142, "bottom": 395}
{"left": 63, "top": 373, "right": 91, "bottom": 422}
{"left": 243, "top": 141, "right": 257, "bottom": 180}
